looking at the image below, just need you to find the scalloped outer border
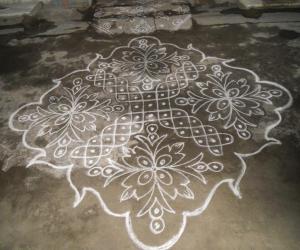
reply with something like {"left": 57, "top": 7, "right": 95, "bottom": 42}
{"left": 8, "top": 36, "right": 293, "bottom": 250}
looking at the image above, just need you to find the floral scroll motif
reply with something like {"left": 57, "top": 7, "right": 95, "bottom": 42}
{"left": 88, "top": 123, "right": 224, "bottom": 235}
{"left": 184, "top": 65, "right": 283, "bottom": 139}
{"left": 112, "top": 38, "right": 189, "bottom": 89}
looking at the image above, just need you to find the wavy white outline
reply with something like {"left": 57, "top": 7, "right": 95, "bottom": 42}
{"left": 8, "top": 36, "right": 293, "bottom": 250}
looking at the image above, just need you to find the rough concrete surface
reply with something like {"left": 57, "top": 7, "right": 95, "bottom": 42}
{"left": 0, "top": 3, "right": 300, "bottom": 250}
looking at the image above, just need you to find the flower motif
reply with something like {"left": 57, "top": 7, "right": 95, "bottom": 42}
{"left": 36, "top": 80, "right": 112, "bottom": 144}
{"left": 88, "top": 124, "right": 223, "bottom": 234}
{"left": 12, "top": 77, "right": 120, "bottom": 160}
{"left": 110, "top": 125, "right": 198, "bottom": 204}
{"left": 43, "top": 93, "right": 97, "bottom": 134}
{"left": 112, "top": 38, "right": 187, "bottom": 89}
{"left": 186, "top": 65, "right": 283, "bottom": 139}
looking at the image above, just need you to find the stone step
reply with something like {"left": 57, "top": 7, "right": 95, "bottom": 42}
{"left": 94, "top": 2, "right": 190, "bottom": 18}
{"left": 193, "top": 7, "right": 300, "bottom": 25}
{"left": 0, "top": 2, "right": 42, "bottom": 26}
{"left": 94, "top": 0, "right": 189, "bottom": 8}
{"left": 92, "top": 0, "right": 193, "bottom": 34}
{"left": 93, "top": 14, "right": 192, "bottom": 35}
{"left": 238, "top": 0, "right": 300, "bottom": 10}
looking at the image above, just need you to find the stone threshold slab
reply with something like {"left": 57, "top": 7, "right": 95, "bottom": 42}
{"left": 238, "top": 0, "right": 300, "bottom": 10}
{"left": 94, "top": 0, "right": 187, "bottom": 8}
{"left": 93, "top": 14, "right": 192, "bottom": 35}
{"left": 193, "top": 8, "right": 300, "bottom": 25}
{"left": 94, "top": 3, "right": 190, "bottom": 19}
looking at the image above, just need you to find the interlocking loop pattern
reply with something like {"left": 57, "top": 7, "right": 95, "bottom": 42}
{"left": 9, "top": 36, "right": 292, "bottom": 250}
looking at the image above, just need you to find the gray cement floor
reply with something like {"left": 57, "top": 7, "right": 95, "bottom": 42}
{"left": 0, "top": 4, "right": 300, "bottom": 250}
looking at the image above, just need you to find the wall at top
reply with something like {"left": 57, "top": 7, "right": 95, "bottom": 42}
{"left": 0, "top": 0, "right": 237, "bottom": 8}
{"left": 0, "top": 0, "right": 90, "bottom": 7}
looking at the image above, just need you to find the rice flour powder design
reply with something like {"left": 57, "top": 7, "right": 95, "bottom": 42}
{"left": 9, "top": 36, "right": 292, "bottom": 250}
